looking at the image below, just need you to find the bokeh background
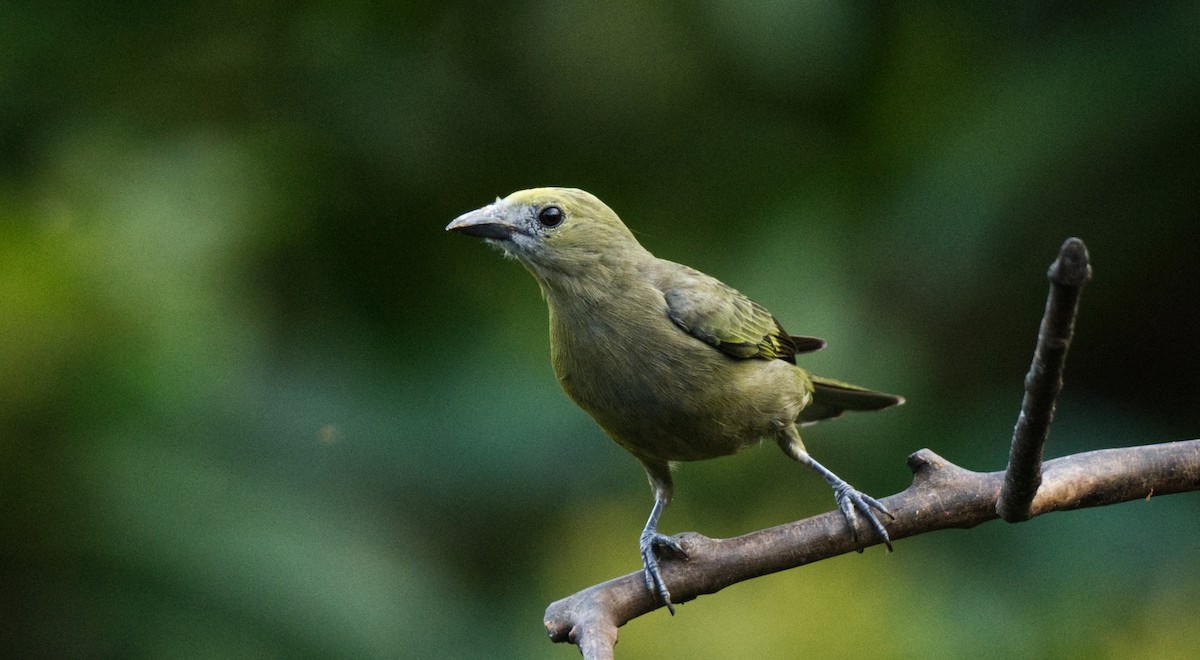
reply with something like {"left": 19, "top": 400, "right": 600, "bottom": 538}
{"left": 3, "top": 2, "right": 1199, "bottom": 657}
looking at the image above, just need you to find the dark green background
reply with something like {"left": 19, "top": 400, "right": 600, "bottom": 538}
{"left": 3, "top": 2, "right": 1198, "bottom": 657}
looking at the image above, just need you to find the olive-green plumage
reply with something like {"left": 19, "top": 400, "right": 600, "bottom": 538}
{"left": 447, "top": 188, "right": 902, "bottom": 613}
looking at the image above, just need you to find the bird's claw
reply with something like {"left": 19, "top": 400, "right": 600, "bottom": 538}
{"left": 639, "top": 532, "right": 687, "bottom": 614}
{"left": 834, "top": 483, "right": 894, "bottom": 552}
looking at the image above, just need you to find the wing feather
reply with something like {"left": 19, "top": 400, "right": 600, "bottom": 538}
{"left": 657, "top": 263, "right": 822, "bottom": 363}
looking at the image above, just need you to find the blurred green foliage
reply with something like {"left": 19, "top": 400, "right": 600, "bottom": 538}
{"left": 2, "top": 1, "right": 1199, "bottom": 657}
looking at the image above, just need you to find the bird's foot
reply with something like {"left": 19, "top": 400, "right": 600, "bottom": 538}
{"left": 639, "top": 532, "right": 687, "bottom": 614}
{"left": 833, "top": 482, "right": 895, "bottom": 552}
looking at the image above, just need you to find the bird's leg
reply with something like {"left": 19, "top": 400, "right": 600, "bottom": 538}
{"left": 639, "top": 462, "right": 686, "bottom": 614}
{"left": 777, "top": 425, "right": 894, "bottom": 551}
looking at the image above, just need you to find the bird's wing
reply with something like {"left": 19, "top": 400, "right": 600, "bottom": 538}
{"left": 655, "top": 263, "right": 823, "bottom": 362}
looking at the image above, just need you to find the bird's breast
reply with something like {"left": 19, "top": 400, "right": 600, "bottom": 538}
{"left": 547, "top": 293, "right": 802, "bottom": 462}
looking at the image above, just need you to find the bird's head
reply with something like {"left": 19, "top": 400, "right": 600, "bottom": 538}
{"left": 446, "top": 188, "right": 648, "bottom": 281}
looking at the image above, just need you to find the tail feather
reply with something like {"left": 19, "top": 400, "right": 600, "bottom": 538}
{"left": 799, "top": 375, "right": 904, "bottom": 425}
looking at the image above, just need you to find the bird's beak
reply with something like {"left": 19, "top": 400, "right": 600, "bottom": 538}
{"left": 446, "top": 204, "right": 516, "bottom": 240}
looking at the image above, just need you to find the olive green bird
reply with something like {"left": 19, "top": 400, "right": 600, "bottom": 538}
{"left": 447, "top": 188, "right": 902, "bottom": 613}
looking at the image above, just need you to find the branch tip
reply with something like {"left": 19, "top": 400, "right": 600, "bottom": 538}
{"left": 906, "top": 449, "right": 934, "bottom": 473}
{"left": 907, "top": 449, "right": 958, "bottom": 478}
{"left": 1048, "top": 237, "right": 1092, "bottom": 287}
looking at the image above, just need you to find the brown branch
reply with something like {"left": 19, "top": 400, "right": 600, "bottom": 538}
{"left": 543, "top": 238, "right": 1198, "bottom": 658}
{"left": 545, "top": 440, "right": 1200, "bottom": 658}
{"left": 998, "top": 237, "right": 1093, "bottom": 522}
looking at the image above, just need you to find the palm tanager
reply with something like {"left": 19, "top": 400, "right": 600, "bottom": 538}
{"left": 447, "top": 188, "right": 903, "bottom": 613}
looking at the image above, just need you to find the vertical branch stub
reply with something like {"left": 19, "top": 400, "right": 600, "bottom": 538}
{"left": 997, "top": 238, "right": 1092, "bottom": 522}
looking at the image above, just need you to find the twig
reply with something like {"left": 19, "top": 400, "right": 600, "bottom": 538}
{"left": 997, "top": 237, "right": 1093, "bottom": 522}
{"left": 545, "top": 440, "right": 1200, "bottom": 657}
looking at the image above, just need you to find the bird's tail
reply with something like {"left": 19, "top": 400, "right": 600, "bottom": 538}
{"left": 798, "top": 375, "right": 904, "bottom": 425}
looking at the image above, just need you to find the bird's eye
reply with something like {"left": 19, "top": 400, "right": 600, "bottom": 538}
{"left": 537, "top": 205, "right": 564, "bottom": 228}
